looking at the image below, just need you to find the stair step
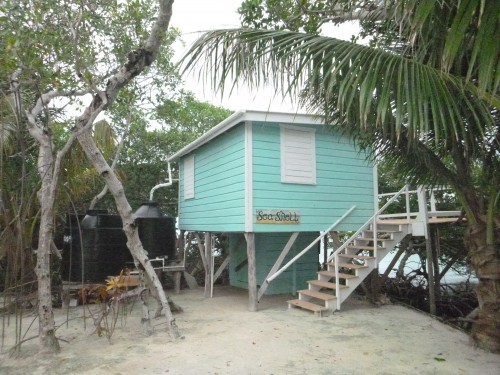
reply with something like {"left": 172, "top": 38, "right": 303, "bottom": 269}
{"left": 338, "top": 254, "right": 375, "bottom": 260}
{"left": 298, "top": 289, "right": 337, "bottom": 301}
{"left": 364, "top": 229, "right": 401, "bottom": 233}
{"left": 348, "top": 245, "right": 386, "bottom": 251}
{"left": 309, "top": 279, "right": 348, "bottom": 290}
{"left": 287, "top": 299, "right": 328, "bottom": 313}
{"left": 318, "top": 270, "right": 358, "bottom": 279}
{"left": 326, "top": 262, "right": 367, "bottom": 270}
{"left": 356, "top": 237, "right": 386, "bottom": 242}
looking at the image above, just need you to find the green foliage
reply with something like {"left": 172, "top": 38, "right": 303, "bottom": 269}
{"left": 118, "top": 92, "right": 231, "bottom": 213}
{"left": 0, "top": 0, "right": 184, "bottom": 214}
{"left": 239, "top": 0, "right": 328, "bottom": 34}
{"left": 0, "top": 92, "right": 39, "bottom": 293}
{"left": 0, "top": 1, "right": 182, "bottom": 302}
{"left": 1, "top": 1, "right": 231, "bottom": 221}
{"left": 1, "top": 0, "right": 181, "bottom": 129}
{"left": 155, "top": 91, "right": 232, "bottom": 135}
{"left": 238, "top": 0, "right": 500, "bottom": 98}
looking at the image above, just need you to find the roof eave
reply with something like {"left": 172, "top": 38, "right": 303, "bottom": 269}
{"left": 167, "top": 110, "right": 326, "bottom": 162}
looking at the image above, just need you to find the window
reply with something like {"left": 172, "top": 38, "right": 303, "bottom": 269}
{"left": 280, "top": 125, "right": 316, "bottom": 184}
{"left": 184, "top": 155, "right": 195, "bottom": 199}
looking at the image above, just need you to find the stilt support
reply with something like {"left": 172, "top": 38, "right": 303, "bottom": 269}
{"left": 245, "top": 232, "right": 257, "bottom": 312}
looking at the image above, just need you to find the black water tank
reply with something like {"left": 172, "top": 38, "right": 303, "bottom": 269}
{"left": 134, "top": 201, "right": 177, "bottom": 261}
{"left": 61, "top": 212, "right": 88, "bottom": 282}
{"left": 62, "top": 210, "right": 133, "bottom": 283}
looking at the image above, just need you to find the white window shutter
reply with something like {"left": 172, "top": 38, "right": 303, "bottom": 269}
{"left": 184, "top": 155, "right": 195, "bottom": 199}
{"left": 281, "top": 125, "right": 316, "bottom": 184}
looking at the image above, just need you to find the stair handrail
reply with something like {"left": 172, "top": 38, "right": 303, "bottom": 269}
{"left": 265, "top": 205, "right": 356, "bottom": 284}
{"left": 328, "top": 184, "right": 410, "bottom": 310}
{"left": 327, "top": 184, "right": 410, "bottom": 264}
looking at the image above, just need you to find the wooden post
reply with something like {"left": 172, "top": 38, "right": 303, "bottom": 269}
{"left": 425, "top": 234, "right": 436, "bottom": 315}
{"left": 195, "top": 232, "right": 208, "bottom": 269}
{"left": 174, "top": 230, "right": 185, "bottom": 294}
{"left": 431, "top": 226, "right": 441, "bottom": 303}
{"left": 204, "top": 232, "right": 212, "bottom": 298}
{"left": 245, "top": 232, "right": 257, "bottom": 312}
{"left": 417, "top": 186, "right": 436, "bottom": 315}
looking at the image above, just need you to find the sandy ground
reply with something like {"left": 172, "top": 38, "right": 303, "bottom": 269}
{"left": 1, "top": 286, "right": 499, "bottom": 375}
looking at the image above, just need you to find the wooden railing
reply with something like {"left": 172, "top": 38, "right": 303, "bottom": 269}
{"left": 377, "top": 186, "right": 462, "bottom": 222}
{"left": 264, "top": 206, "right": 357, "bottom": 285}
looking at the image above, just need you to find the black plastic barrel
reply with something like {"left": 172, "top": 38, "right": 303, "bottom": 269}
{"left": 134, "top": 201, "right": 177, "bottom": 261}
{"left": 61, "top": 210, "right": 132, "bottom": 283}
{"left": 61, "top": 212, "right": 87, "bottom": 282}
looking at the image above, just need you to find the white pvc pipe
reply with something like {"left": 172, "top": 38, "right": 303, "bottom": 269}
{"left": 149, "top": 162, "right": 177, "bottom": 200}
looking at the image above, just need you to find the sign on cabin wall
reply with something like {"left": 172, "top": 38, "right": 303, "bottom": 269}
{"left": 255, "top": 209, "right": 300, "bottom": 224}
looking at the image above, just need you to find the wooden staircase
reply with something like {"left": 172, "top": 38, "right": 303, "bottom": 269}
{"left": 287, "top": 221, "right": 410, "bottom": 316}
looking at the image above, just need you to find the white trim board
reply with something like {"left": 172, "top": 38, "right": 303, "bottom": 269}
{"left": 244, "top": 121, "right": 254, "bottom": 232}
{"left": 167, "top": 110, "right": 326, "bottom": 162}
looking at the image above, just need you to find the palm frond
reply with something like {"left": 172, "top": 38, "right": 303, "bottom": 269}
{"left": 93, "top": 120, "right": 117, "bottom": 159}
{"left": 181, "top": 28, "right": 497, "bottom": 150}
{"left": 403, "top": 0, "right": 500, "bottom": 96}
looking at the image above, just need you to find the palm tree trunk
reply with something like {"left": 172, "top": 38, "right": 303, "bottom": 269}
{"left": 466, "top": 223, "right": 500, "bottom": 353}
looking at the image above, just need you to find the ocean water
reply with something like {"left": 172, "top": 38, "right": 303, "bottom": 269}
{"left": 378, "top": 253, "right": 478, "bottom": 285}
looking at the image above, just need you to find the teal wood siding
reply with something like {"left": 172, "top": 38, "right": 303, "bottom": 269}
{"left": 252, "top": 122, "right": 374, "bottom": 232}
{"left": 178, "top": 126, "right": 246, "bottom": 232}
{"left": 228, "top": 232, "right": 318, "bottom": 294}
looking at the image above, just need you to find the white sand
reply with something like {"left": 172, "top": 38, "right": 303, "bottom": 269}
{"left": 1, "top": 286, "right": 499, "bottom": 374}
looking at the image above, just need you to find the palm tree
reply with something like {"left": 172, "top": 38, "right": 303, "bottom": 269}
{"left": 181, "top": 1, "right": 499, "bottom": 352}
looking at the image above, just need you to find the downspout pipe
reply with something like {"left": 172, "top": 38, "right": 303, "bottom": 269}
{"left": 149, "top": 161, "right": 177, "bottom": 201}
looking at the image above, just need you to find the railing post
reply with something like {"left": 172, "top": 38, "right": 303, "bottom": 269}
{"left": 372, "top": 215, "right": 378, "bottom": 265}
{"left": 328, "top": 184, "right": 410, "bottom": 264}
{"left": 266, "top": 206, "right": 356, "bottom": 284}
{"left": 405, "top": 184, "right": 411, "bottom": 222}
{"left": 335, "top": 253, "right": 340, "bottom": 310}
{"left": 430, "top": 188, "right": 437, "bottom": 220}
{"left": 373, "top": 165, "right": 380, "bottom": 264}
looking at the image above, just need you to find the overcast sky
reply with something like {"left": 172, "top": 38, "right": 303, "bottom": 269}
{"left": 170, "top": 1, "right": 359, "bottom": 112}
{"left": 170, "top": 0, "right": 291, "bottom": 112}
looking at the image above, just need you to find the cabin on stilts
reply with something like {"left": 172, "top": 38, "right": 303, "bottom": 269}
{"left": 168, "top": 110, "right": 462, "bottom": 315}
{"left": 168, "top": 110, "right": 375, "bottom": 311}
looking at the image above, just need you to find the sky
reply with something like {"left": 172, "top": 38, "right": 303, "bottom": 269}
{"left": 169, "top": 0, "right": 360, "bottom": 113}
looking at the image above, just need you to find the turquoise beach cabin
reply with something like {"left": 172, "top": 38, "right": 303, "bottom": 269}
{"left": 168, "top": 110, "right": 377, "bottom": 312}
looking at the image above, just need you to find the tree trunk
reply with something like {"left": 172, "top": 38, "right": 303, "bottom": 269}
{"left": 35, "top": 142, "right": 61, "bottom": 353}
{"left": 466, "top": 223, "right": 500, "bottom": 353}
{"left": 14, "top": 0, "right": 175, "bottom": 353}
{"left": 11, "top": 70, "right": 61, "bottom": 353}
{"left": 76, "top": 128, "right": 181, "bottom": 339}
{"left": 361, "top": 268, "right": 381, "bottom": 304}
